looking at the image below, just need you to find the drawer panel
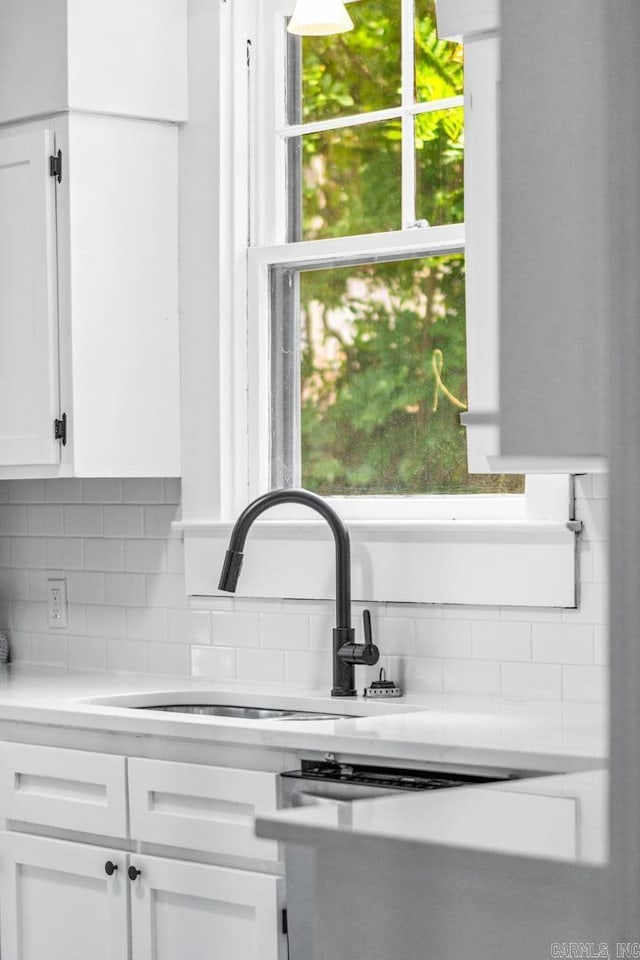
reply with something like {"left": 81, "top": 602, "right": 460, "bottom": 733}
{"left": 0, "top": 743, "right": 128, "bottom": 838}
{"left": 128, "top": 758, "right": 279, "bottom": 861}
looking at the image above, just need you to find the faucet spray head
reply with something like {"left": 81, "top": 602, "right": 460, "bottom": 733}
{"left": 218, "top": 550, "right": 244, "bottom": 592}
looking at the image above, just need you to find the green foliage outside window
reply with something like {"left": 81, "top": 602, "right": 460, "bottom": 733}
{"left": 292, "top": 0, "right": 523, "bottom": 496}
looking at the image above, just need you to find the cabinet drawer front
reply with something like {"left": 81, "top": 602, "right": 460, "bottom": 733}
{"left": 128, "top": 758, "right": 279, "bottom": 861}
{"left": 0, "top": 743, "right": 128, "bottom": 838}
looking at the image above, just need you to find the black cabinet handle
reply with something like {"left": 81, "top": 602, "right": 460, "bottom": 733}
{"left": 104, "top": 861, "right": 118, "bottom": 876}
{"left": 128, "top": 865, "right": 141, "bottom": 881}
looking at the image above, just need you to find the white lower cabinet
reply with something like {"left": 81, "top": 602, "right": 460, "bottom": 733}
{"left": 0, "top": 744, "right": 286, "bottom": 960}
{"left": 130, "top": 854, "right": 281, "bottom": 960}
{"left": 0, "top": 832, "right": 129, "bottom": 960}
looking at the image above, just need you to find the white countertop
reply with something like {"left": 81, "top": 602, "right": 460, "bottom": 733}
{"left": 256, "top": 768, "right": 608, "bottom": 867}
{"left": 0, "top": 664, "right": 607, "bottom": 773}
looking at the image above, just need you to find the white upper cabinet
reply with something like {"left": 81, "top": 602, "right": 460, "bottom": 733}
{"left": 0, "top": 0, "right": 185, "bottom": 478}
{"left": 438, "top": 0, "right": 608, "bottom": 472}
{"left": 0, "top": 0, "right": 188, "bottom": 124}
{"left": 0, "top": 129, "right": 60, "bottom": 467}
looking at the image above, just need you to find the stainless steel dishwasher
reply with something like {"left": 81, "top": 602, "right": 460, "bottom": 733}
{"left": 279, "top": 758, "right": 529, "bottom": 959}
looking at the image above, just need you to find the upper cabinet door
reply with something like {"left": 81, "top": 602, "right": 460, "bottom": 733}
{"left": 0, "top": 128, "right": 60, "bottom": 467}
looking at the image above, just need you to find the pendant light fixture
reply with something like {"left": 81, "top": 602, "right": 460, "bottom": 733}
{"left": 287, "top": 0, "right": 354, "bottom": 36}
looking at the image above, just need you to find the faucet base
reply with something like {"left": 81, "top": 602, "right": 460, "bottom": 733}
{"left": 331, "top": 687, "right": 357, "bottom": 698}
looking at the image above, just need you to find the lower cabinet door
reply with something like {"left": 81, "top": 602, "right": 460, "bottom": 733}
{"left": 0, "top": 832, "right": 129, "bottom": 960}
{"left": 129, "top": 854, "right": 284, "bottom": 960}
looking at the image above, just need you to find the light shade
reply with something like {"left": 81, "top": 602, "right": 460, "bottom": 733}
{"left": 287, "top": 0, "right": 354, "bottom": 36}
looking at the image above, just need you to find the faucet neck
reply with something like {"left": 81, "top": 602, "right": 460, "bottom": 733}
{"left": 224, "top": 489, "right": 352, "bottom": 630}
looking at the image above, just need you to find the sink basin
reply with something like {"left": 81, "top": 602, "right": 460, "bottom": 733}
{"left": 136, "top": 704, "right": 355, "bottom": 721}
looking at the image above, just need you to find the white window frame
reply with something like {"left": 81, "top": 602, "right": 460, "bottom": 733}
{"left": 177, "top": 0, "right": 579, "bottom": 607}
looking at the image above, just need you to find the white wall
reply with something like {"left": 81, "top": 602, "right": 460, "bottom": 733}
{"left": 0, "top": 475, "right": 608, "bottom": 703}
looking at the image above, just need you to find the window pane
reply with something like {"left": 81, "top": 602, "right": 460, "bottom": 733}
{"left": 289, "top": 121, "right": 403, "bottom": 241}
{"left": 291, "top": 0, "right": 402, "bottom": 126}
{"left": 415, "top": 108, "right": 464, "bottom": 225}
{"left": 414, "top": 0, "right": 463, "bottom": 102}
{"left": 272, "top": 257, "right": 524, "bottom": 496}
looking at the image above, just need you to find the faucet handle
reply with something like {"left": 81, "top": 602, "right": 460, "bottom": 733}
{"left": 363, "top": 609, "right": 373, "bottom": 649}
{"left": 360, "top": 609, "right": 379, "bottom": 666}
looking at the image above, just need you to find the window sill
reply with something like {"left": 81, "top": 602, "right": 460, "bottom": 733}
{"left": 176, "top": 518, "right": 580, "bottom": 608}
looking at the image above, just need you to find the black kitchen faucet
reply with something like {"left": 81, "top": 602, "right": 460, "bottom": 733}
{"left": 218, "top": 489, "right": 379, "bottom": 697}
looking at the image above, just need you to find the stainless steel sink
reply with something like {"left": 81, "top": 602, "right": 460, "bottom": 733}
{"left": 136, "top": 703, "right": 355, "bottom": 721}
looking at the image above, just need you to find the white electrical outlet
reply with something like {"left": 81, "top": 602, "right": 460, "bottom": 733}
{"left": 47, "top": 578, "right": 68, "bottom": 630}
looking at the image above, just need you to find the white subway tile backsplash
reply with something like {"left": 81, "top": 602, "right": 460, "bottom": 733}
{"left": 144, "top": 505, "right": 180, "bottom": 539}
{"left": 309, "top": 615, "right": 334, "bottom": 650}
{"left": 32, "top": 633, "right": 67, "bottom": 667}
{"left": 27, "top": 505, "right": 63, "bottom": 537}
{"left": 211, "top": 611, "right": 259, "bottom": 647}
{"left": 124, "top": 479, "right": 165, "bottom": 503}
{"left": 415, "top": 620, "right": 472, "bottom": 659}
{"left": 532, "top": 623, "right": 594, "bottom": 664}
{"left": 500, "top": 605, "right": 563, "bottom": 623}
{"left": 104, "top": 573, "right": 146, "bottom": 607}
{"left": 444, "top": 659, "right": 501, "bottom": 698}
{"left": 376, "top": 617, "right": 415, "bottom": 657}
{"left": 84, "top": 538, "right": 124, "bottom": 572}
{"left": 592, "top": 542, "right": 609, "bottom": 584}
{"left": 594, "top": 625, "right": 609, "bottom": 666}
{"left": 126, "top": 606, "right": 168, "bottom": 642}
{"left": 145, "top": 574, "right": 184, "bottom": 608}
{"left": 107, "top": 638, "right": 148, "bottom": 673}
{"left": 10, "top": 537, "right": 46, "bottom": 569}
{"left": 166, "top": 540, "right": 185, "bottom": 574}
{"left": 0, "top": 475, "right": 609, "bottom": 705}
{"left": 0, "top": 569, "right": 29, "bottom": 600}
{"left": 104, "top": 506, "right": 144, "bottom": 538}
{"left": 0, "top": 505, "right": 27, "bottom": 535}
{"left": 163, "top": 479, "right": 182, "bottom": 504}
{"left": 86, "top": 605, "right": 127, "bottom": 639}
{"left": 82, "top": 479, "right": 123, "bottom": 503}
{"left": 168, "top": 608, "right": 212, "bottom": 646}
{"left": 0, "top": 539, "right": 10, "bottom": 566}
{"left": 501, "top": 662, "right": 563, "bottom": 701}
{"left": 285, "top": 651, "right": 330, "bottom": 688}
{"left": 442, "top": 604, "right": 497, "bottom": 621}
{"left": 260, "top": 613, "right": 309, "bottom": 651}
{"left": 63, "top": 505, "right": 103, "bottom": 538}
{"left": 237, "top": 648, "right": 285, "bottom": 684}
{"left": 46, "top": 538, "right": 84, "bottom": 571}
{"left": 148, "top": 641, "right": 189, "bottom": 677}
{"left": 8, "top": 631, "right": 32, "bottom": 662}
{"left": 408, "top": 658, "right": 444, "bottom": 696}
{"left": 191, "top": 645, "right": 237, "bottom": 681}
{"left": 12, "top": 601, "right": 48, "bottom": 633}
{"left": 124, "top": 539, "right": 166, "bottom": 574}
{"left": 45, "top": 479, "right": 83, "bottom": 503}
{"left": 563, "top": 664, "right": 609, "bottom": 703}
{"left": 471, "top": 621, "right": 531, "bottom": 662}
{"left": 68, "top": 635, "right": 107, "bottom": 671}
{"left": 67, "top": 572, "right": 105, "bottom": 605}
{"left": 9, "top": 480, "right": 45, "bottom": 503}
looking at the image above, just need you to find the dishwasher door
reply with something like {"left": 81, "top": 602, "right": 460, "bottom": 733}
{"left": 280, "top": 774, "right": 401, "bottom": 960}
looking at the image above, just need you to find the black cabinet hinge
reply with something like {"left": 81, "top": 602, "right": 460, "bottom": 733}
{"left": 54, "top": 413, "right": 67, "bottom": 446}
{"left": 49, "top": 150, "right": 62, "bottom": 183}
{"left": 281, "top": 908, "right": 288, "bottom": 935}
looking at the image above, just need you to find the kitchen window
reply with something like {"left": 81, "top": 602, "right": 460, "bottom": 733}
{"left": 177, "top": 0, "right": 578, "bottom": 607}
